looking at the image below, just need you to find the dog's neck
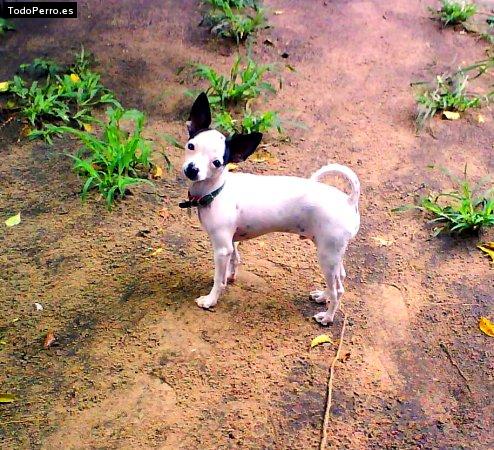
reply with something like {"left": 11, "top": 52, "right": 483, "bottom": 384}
{"left": 189, "top": 170, "right": 227, "bottom": 198}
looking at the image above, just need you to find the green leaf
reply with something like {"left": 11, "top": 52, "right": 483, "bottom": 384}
{"left": 5, "top": 212, "right": 21, "bottom": 227}
{"left": 0, "top": 393, "right": 15, "bottom": 403}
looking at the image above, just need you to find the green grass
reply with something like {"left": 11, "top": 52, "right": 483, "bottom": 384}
{"left": 202, "top": 0, "right": 267, "bottom": 43}
{"left": 4, "top": 48, "right": 120, "bottom": 142}
{"left": 213, "top": 108, "right": 281, "bottom": 134}
{"left": 19, "top": 58, "right": 62, "bottom": 78}
{"left": 0, "top": 18, "right": 15, "bottom": 35}
{"left": 394, "top": 166, "right": 494, "bottom": 236}
{"left": 433, "top": 0, "right": 477, "bottom": 26}
{"left": 48, "top": 108, "right": 153, "bottom": 207}
{"left": 415, "top": 72, "right": 481, "bottom": 129}
{"left": 193, "top": 55, "right": 275, "bottom": 110}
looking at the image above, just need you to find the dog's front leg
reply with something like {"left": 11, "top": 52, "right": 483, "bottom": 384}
{"left": 196, "top": 233, "right": 233, "bottom": 309}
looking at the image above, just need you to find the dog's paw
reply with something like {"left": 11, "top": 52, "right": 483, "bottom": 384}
{"left": 310, "top": 290, "right": 326, "bottom": 304}
{"left": 313, "top": 311, "right": 334, "bottom": 326}
{"left": 195, "top": 295, "right": 217, "bottom": 309}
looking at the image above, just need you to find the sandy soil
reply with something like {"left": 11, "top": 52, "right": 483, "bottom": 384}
{"left": 1, "top": 1, "right": 493, "bottom": 449}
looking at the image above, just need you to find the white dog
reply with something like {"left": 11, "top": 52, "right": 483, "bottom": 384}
{"left": 180, "top": 93, "right": 360, "bottom": 325}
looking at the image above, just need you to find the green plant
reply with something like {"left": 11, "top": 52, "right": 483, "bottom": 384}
{"left": 213, "top": 107, "right": 281, "bottom": 134}
{"left": 415, "top": 72, "right": 481, "bottom": 129}
{"left": 203, "top": 0, "right": 267, "bottom": 43}
{"left": 9, "top": 76, "right": 70, "bottom": 128}
{"left": 0, "top": 18, "right": 15, "bottom": 35}
{"left": 19, "top": 58, "right": 62, "bottom": 77}
{"left": 194, "top": 55, "right": 275, "bottom": 110}
{"left": 432, "top": 0, "right": 477, "bottom": 26}
{"left": 5, "top": 49, "right": 120, "bottom": 142}
{"left": 48, "top": 108, "right": 153, "bottom": 207}
{"left": 394, "top": 166, "right": 494, "bottom": 236}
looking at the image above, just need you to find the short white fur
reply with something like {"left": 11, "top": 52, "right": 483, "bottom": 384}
{"left": 181, "top": 95, "right": 360, "bottom": 325}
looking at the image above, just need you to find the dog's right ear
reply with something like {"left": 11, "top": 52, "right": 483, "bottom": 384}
{"left": 187, "top": 93, "right": 211, "bottom": 138}
{"left": 224, "top": 132, "right": 263, "bottom": 164}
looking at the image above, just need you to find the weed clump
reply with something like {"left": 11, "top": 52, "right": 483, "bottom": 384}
{"left": 432, "top": 0, "right": 477, "bottom": 26}
{"left": 2, "top": 48, "right": 120, "bottom": 142}
{"left": 202, "top": 0, "right": 268, "bottom": 43}
{"left": 49, "top": 108, "right": 154, "bottom": 207}
{"left": 395, "top": 166, "right": 494, "bottom": 236}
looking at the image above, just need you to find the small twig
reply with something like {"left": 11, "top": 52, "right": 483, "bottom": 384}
{"left": 439, "top": 342, "right": 473, "bottom": 393}
{"left": 319, "top": 311, "right": 348, "bottom": 450}
{"left": 142, "top": 190, "right": 167, "bottom": 198}
{"left": 0, "top": 416, "right": 42, "bottom": 426}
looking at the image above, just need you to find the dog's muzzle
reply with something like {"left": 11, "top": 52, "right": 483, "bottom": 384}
{"left": 184, "top": 163, "right": 199, "bottom": 180}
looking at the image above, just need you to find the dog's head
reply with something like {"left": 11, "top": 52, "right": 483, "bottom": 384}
{"left": 182, "top": 93, "right": 263, "bottom": 182}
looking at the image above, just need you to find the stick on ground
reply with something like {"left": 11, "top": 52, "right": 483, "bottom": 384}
{"left": 319, "top": 312, "right": 348, "bottom": 450}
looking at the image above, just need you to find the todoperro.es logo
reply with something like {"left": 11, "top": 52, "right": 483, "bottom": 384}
{"left": 0, "top": 1, "right": 77, "bottom": 18}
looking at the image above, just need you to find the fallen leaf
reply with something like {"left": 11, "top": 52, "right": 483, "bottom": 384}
{"left": 274, "top": 10, "right": 283, "bottom": 15}
{"left": 150, "top": 248, "right": 163, "bottom": 257}
{"left": 371, "top": 236, "right": 394, "bottom": 247}
{"left": 479, "top": 317, "right": 494, "bottom": 337}
{"left": 43, "top": 331, "right": 56, "bottom": 349}
{"left": 20, "top": 125, "right": 32, "bottom": 138}
{"left": 285, "top": 64, "right": 296, "bottom": 72}
{"left": 226, "top": 163, "right": 238, "bottom": 171}
{"left": 250, "top": 148, "right": 277, "bottom": 164}
{"left": 443, "top": 111, "right": 460, "bottom": 120}
{"left": 151, "top": 165, "right": 163, "bottom": 179}
{"left": 82, "top": 123, "right": 93, "bottom": 132}
{"left": 70, "top": 73, "right": 80, "bottom": 83}
{"left": 477, "top": 242, "right": 494, "bottom": 262}
{"left": 477, "top": 114, "right": 485, "bottom": 124}
{"left": 0, "top": 394, "right": 15, "bottom": 403}
{"left": 0, "top": 81, "right": 9, "bottom": 92}
{"left": 5, "top": 212, "right": 21, "bottom": 227}
{"left": 310, "top": 334, "right": 333, "bottom": 348}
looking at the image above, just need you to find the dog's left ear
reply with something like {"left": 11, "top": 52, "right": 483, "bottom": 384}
{"left": 224, "top": 132, "right": 263, "bottom": 164}
{"left": 187, "top": 92, "right": 212, "bottom": 138}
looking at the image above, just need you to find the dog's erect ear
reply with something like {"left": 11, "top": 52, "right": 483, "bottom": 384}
{"left": 224, "top": 132, "right": 263, "bottom": 164}
{"left": 187, "top": 93, "right": 212, "bottom": 138}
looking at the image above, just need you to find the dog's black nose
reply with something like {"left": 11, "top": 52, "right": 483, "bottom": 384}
{"left": 184, "top": 163, "right": 199, "bottom": 180}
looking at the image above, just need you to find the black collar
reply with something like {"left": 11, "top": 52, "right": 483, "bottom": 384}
{"left": 179, "top": 183, "right": 225, "bottom": 209}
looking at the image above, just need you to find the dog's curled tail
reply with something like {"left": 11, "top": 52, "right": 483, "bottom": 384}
{"left": 310, "top": 164, "right": 360, "bottom": 210}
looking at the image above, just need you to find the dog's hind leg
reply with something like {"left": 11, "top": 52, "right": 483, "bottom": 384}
{"left": 313, "top": 240, "right": 347, "bottom": 326}
{"left": 310, "top": 262, "right": 345, "bottom": 304}
{"left": 227, "top": 242, "right": 240, "bottom": 283}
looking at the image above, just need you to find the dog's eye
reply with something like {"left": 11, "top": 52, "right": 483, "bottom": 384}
{"left": 212, "top": 159, "right": 222, "bottom": 168}
{"left": 187, "top": 143, "right": 195, "bottom": 150}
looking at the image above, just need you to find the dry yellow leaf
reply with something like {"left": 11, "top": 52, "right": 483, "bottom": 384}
{"left": 151, "top": 165, "right": 163, "bottom": 179}
{"left": 479, "top": 317, "right": 494, "bottom": 337}
{"left": 477, "top": 114, "right": 485, "bottom": 124}
{"left": 0, "top": 393, "right": 15, "bottom": 403}
{"left": 0, "top": 81, "right": 9, "bottom": 92}
{"left": 443, "top": 111, "right": 460, "bottom": 120}
{"left": 477, "top": 242, "right": 494, "bottom": 262}
{"left": 70, "top": 73, "right": 81, "bottom": 83}
{"left": 250, "top": 148, "right": 277, "bottom": 164}
{"left": 226, "top": 163, "right": 238, "bottom": 171}
{"left": 82, "top": 123, "right": 93, "bottom": 132}
{"left": 371, "top": 236, "right": 394, "bottom": 247}
{"left": 150, "top": 248, "right": 163, "bottom": 257}
{"left": 5, "top": 212, "right": 21, "bottom": 227}
{"left": 310, "top": 334, "right": 333, "bottom": 348}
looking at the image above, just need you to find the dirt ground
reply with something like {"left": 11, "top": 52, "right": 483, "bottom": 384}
{"left": 1, "top": 0, "right": 493, "bottom": 449}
